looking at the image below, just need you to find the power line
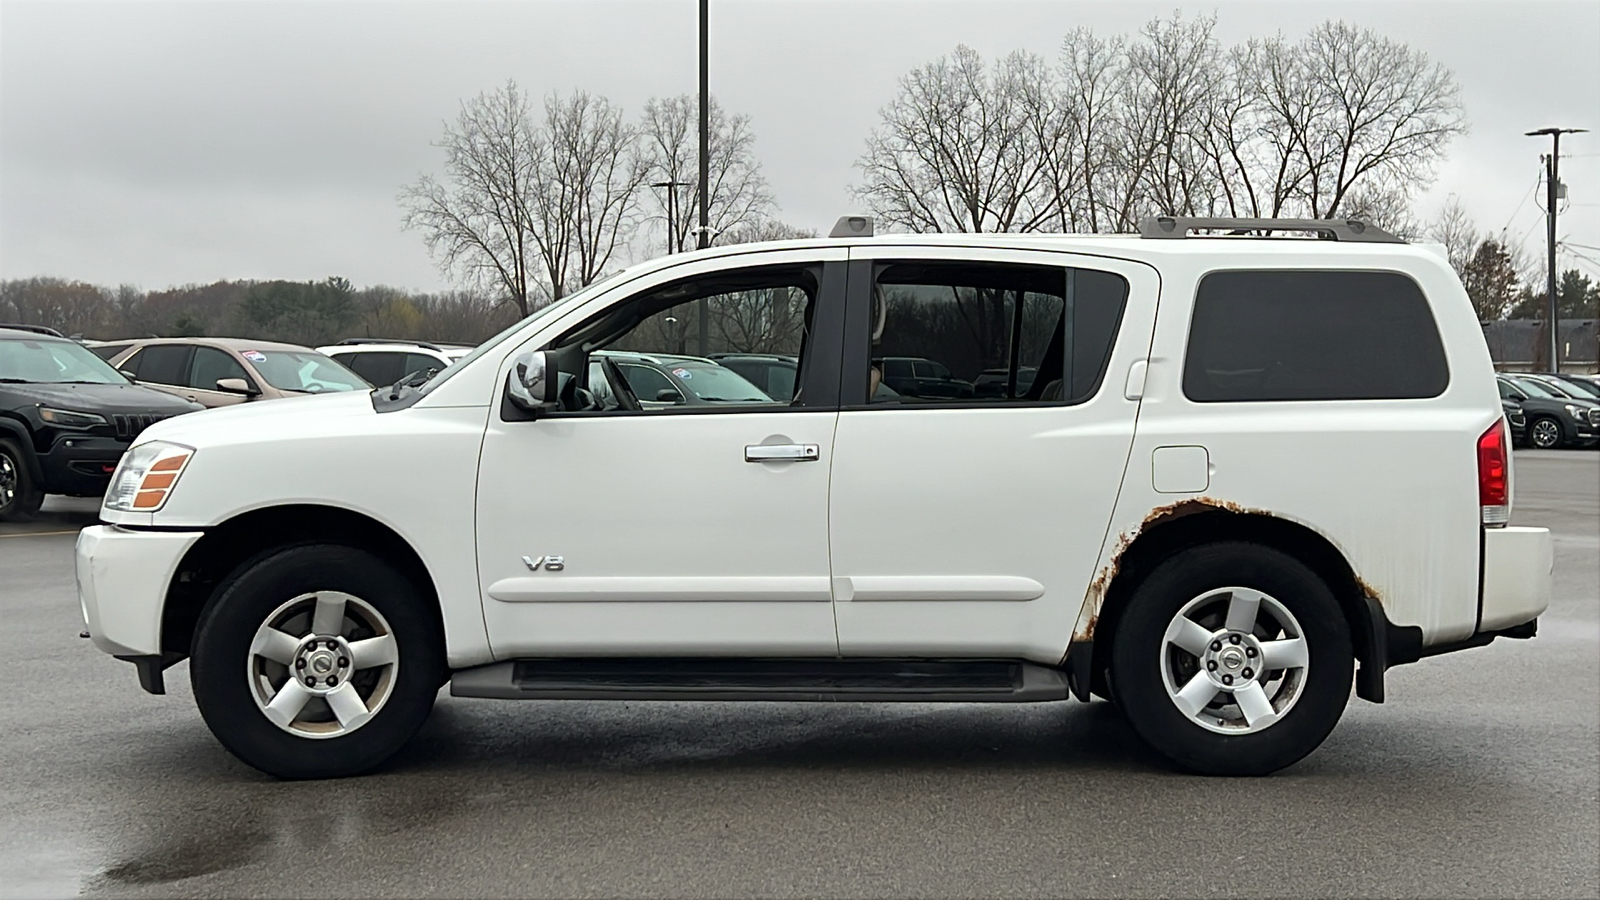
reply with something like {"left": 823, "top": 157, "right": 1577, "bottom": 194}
{"left": 1499, "top": 171, "right": 1543, "bottom": 234}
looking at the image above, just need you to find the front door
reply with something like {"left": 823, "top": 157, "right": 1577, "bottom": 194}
{"left": 476, "top": 250, "right": 848, "bottom": 658}
{"left": 828, "top": 247, "right": 1159, "bottom": 662}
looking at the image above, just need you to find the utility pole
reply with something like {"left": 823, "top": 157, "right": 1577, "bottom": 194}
{"left": 1525, "top": 127, "right": 1587, "bottom": 372}
{"left": 697, "top": 0, "right": 710, "bottom": 355}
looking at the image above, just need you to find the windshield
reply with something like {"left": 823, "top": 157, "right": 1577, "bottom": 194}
{"left": 250, "top": 351, "right": 369, "bottom": 392}
{"left": 1552, "top": 377, "right": 1600, "bottom": 399}
{"left": 0, "top": 338, "right": 128, "bottom": 384}
{"left": 1511, "top": 377, "right": 1563, "bottom": 399}
{"left": 418, "top": 270, "right": 633, "bottom": 396}
{"left": 669, "top": 363, "right": 773, "bottom": 402}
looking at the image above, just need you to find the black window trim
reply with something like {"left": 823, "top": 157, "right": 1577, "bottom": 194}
{"left": 1180, "top": 266, "right": 1451, "bottom": 404}
{"left": 519, "top": 259, "right": 848, "bottom": 421}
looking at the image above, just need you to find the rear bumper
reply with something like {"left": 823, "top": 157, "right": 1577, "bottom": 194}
{"left": 76, "top": 524, "right": 203, "bottom": 658}
{"left": 1479, "top": 525, "right": 1552, "bottom": 631}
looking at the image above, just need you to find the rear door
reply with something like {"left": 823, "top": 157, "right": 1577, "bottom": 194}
{"left": 829, "top": 246, "right": 1159, "bottom": 661}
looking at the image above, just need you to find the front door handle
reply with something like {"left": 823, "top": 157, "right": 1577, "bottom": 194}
{"left": 745, "top": 443, "right": 820, "bottom": 462}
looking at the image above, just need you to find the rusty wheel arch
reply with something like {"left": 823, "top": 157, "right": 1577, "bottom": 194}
{"left": 1068, "top": 499, "right": 1391, "bottom": 704}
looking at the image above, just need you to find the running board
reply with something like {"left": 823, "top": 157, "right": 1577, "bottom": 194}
{"left": 450, "top": 658, "right": 1071, "bottom": 703}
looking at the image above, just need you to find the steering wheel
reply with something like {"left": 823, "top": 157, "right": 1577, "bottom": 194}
{"left": 600, "top": 357, "right": 642, "bottom": 411}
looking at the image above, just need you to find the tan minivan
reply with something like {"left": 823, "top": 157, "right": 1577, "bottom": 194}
{"left": 102, "top": 338, "right": 370, "bottom": 408}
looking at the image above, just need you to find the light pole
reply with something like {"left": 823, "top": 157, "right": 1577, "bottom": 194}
{"left": 651, "top": 180, "right": 692, "bottom": 254}
{"left": 1525, "top": 127, "right": 1587, "bottom": 372}
{"left": 696, "top": 0, "right": 711, "bottom": 355}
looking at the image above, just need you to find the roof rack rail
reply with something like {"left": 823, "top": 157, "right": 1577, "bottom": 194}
{"left": 1138, "top": 216, "right": 1403, "bottom": 244}
{"left": 336, "top": 337, "right": 443, "bottom": 351}
{"left": 0, "top": 323, "right": 66, "bottom": 337}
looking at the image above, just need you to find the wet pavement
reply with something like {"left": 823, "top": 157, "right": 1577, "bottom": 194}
{"left": 1, "top": 452, "right": 1595, "bottom": 898}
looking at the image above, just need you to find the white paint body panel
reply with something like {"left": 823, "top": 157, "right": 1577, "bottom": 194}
{"left": 76, "top": 525, "right": 202, "bottom": 657}
{"left": 1480, "top": 526, "right": 1552, "bottom": 631}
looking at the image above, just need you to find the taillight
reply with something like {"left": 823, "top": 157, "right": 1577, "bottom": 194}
{"left": 1478, "top": 419, "right": 1509, "bottom": 526}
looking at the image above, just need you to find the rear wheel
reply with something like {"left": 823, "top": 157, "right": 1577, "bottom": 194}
{"left": 1109, "top": 542, "right": 1352, "bottom": 776}
{"left": 190, "top": 544, "right": 443, "bottom": 779}
{"left": 1528, "top": 416, "right": 1564, "bottom": 449}
{"left": 0, "top": 438, "right": 44, "bottom": 522}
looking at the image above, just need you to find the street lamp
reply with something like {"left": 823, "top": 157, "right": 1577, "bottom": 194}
{"left": 651, "top": 180, "right": 693, "bottom": 254}
{"left": 1525, "top": 126, "right": 1588, "bottom": 372}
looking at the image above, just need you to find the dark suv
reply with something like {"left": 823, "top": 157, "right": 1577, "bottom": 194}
{"left": 0, "top": 328, "right": 201, "bottom": 520}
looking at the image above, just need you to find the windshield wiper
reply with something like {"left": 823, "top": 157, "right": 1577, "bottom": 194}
{"left": 382, "top": 369, "right": 434, "bottom": 402}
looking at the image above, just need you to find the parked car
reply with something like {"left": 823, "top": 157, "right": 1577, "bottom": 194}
{"left": 0, "top": 327, "right": 200, "bottom": 520}
{"left": 705, "top": 353, "right": 800, "bottom": 401}
{"left": 77, "top": 215, "right": 1551, "bottom": 780}
{"left": 1502, "top": 397, "right": 1528, "bottom": 446}
{"left": 318, "top": 339, "right": 467, "bottom": 388}
{"left": 106, "top": 338, "right": 369, "bottom": 408}
{"left": 973, "top": 366, "right": 1040, "bottom": 398}
{"left": 875, "top": 355, "right": 975, "bottom": 399}
{"left": 587, "top": 350, "right": 776, "bottom": 409}
{"left": 1497, "top": 374, "right": 1600, "bottom": 448}
{"left": 0, "top": 323, "right": 66, "bottom": 338}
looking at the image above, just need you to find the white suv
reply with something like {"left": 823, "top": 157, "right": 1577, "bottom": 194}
{"left": 77, "top": 217, "right": 1552, "bottom": 779}
{"left": 317, "top": 339, "right": 472, "bottom": 388}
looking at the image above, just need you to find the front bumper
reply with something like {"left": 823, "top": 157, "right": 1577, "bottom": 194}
{"left": 1480, "top": 525, "right": 1552, "bottom": 631}
{"left": 41, "top": 435, "right": 129, "bottom": 496}
{"left": 76, "top": 525, "right": 204, "bottom": 658}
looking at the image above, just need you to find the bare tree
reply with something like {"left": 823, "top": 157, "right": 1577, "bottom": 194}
{"left": 639, "top": 95, "right": 773, "bottom": 253}
{"left": 1425, "top": 197, "right": 1481, "bottom": 276}
{"left": 400, "top": 81, "right": 541, "bottom": 315}
{"left": 537, "top": 91, "right": 648, "bottom": 297}
{"left": 854, "top": 45, "right": 1062, "bottom": 233}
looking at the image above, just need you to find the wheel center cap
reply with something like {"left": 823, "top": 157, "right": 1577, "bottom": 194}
{"left": 1221, "top": 649, "right": 1245, "bottom": 670}
{"left": 310, "top": 653, "right": 335, "bottom": 674}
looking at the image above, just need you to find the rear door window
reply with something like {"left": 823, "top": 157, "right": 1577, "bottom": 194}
{"left": 1183, "top": 270, "right": 1449, "bottom": 402}
{"left": 129, "top": 344, "right": 193, "bottom": 386}
{"left": 344, "top": 352, "right": 406, "bottom": 386}
{"left": 90, "top": 343, "right": 130, "bottom": 361}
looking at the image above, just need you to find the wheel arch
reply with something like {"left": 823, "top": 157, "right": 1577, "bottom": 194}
{"left": 162, "top": 504, "right": 444, "bottom": 659}
{"left": 0, "top": 415, "right": 44, "bottom": 481}
{"left": 1076, "top": 504, "right": 1393, "bottom": 704}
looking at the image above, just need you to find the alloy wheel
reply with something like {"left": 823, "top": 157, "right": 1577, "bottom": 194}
{"left": 0, "top": 450, "right": 16, "bottom": 509}
{"left": 247, "top": 590, "right": 399, "bottom": 739}
{"left": 1159, "top": 586, "right": 1309, "bottom": 735}
{"left": 1530, "top": 418, "right": 1561, "bottom": 449}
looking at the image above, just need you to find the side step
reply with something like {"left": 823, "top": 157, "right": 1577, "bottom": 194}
{"left": 450, "top": 658, "right": 1070, "bottom": 703}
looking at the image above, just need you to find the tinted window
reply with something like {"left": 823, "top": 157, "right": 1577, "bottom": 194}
{"left": 343, "top": 352, "right": 406, "bottom": 386}
{"left": 89, "top": 343, "right": 130, "bottom": 361}
{"left": 403, "top": 353, "right": 443, "bottom": 379}
{"left": 188, "top": 346, "right": 250, "bottom": 391}
{"left": 866, "top": 262, "right": 1127, "bottom": 405}
{"left": 131, "top": 344, "right": 193, "bottom": 386}
{"left": 1184, "top": 271, "right": 1448, "bottom": 402}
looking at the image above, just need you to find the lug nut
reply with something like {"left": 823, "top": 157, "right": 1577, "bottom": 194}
{"left": 1245, "top": 647, "right": 1257, "bottom": 658}
{"left": 1242, "top": 667, "right": 1254, "bottom": 679}
{"left": 326, "top": 640, "right": 339, "bottom": 651}
{"left": 1207, "top": 660, "right": 1218, "bottom": 671}
{"left": 295, "top": 659, "right": 305, "bottom": 669}
{"left": 1222, "top": 674, "right": 1234, "bottom": 685}
{"left": 327, "top": 676, "right": 338, "bottom": 687}
{"left": 304, "top": 677, "right": 316, "bottom": 687}
{"left": 1229, "top": 634, "right": 1241, "bottom": 645}
{"left": 338, "top": 657, "right": 348, "bottom": 667}
{"left": 1210, "top": 640, "right": 1223, "bottom": 652}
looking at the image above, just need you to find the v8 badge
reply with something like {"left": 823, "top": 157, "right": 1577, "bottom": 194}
{"left": 521, "top": 555, "right": 565, "bottom": 572}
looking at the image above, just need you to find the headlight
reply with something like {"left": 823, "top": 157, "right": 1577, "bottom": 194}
{"left": 104, "top": 441, "right": 194, "bottom": 512}
{"left": 1564, "top": 404, "right": 1587, "bottom": 421}
{"left": 38, "top": 407, "right": 107, "bottom": 429}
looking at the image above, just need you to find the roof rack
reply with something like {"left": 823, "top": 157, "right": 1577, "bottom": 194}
{"left": 0, "top": 323, "right": 66, "bottom": 337}
{"left": 336, "top": 337, "right": 443, "bottom": 351}
{"left": 1138, "top": 216, "right": 1403, "bottom": 244}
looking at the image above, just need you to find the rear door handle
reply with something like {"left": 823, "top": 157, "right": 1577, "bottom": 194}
{"left": 745, "top": 443, "right": 820, "bottom": 462}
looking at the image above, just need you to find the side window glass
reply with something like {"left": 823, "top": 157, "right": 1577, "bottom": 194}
{"left": 404, "top": 353, "right": 442, "bottom": 379}
{"left": 90, "top": 343, "right": 129, "bottom": 361}
{"left": 866, "top": 262, "right": 1127, "bottom": 406}
{"left": 346, "top": 352, "right": 405, "bottom": 386}
{"left": 134, "top": 344, "right": 192, "bottom": 386}
{"left": 1183, "top": 271, "right": 1449, "bottom": 402}
{"left": 556, "top": 264, "right": 820, "bottom": 413}
{"left": 118, "top": 349, "right": 144, "bottom": 377}
{"left": 188, "top": 347, "right": 250, "bottom": 391}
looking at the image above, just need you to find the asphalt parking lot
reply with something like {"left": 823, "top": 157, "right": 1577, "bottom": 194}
{"left": 1, "top": 451, "right": 1595, "bottom": 899}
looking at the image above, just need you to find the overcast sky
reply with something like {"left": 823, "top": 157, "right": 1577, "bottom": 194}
{"left": 2, "top": 0, "right": 1597, "bottom": 293}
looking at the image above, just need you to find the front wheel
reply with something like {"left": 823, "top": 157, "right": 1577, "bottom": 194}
{"left": 1109, "top": 542, "right": 1353, "bottom": 776}
{"left": 1528, "top": 416, "right": 1564, "bottom": 450}
{"left": 0, "top": 438, "right": 44, "bottom": 522}
{"left": 190, "top": 544, "right": 444, "bottom": 779}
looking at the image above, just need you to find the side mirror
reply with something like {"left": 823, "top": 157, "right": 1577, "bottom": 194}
{"left": 507, "top": 350, "right": 558, "bottom": 412}
{"left": 216, "top": 378, "right": 260, "bottom": 396}
{"left": 655, "top": 389, "right": 684, "bottom": 404}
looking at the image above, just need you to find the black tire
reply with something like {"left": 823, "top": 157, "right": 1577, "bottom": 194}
{"left": 0, "top": 438, "right": 45, "bottom": 522}
{"left": 1528, "top": 416, "right": 1564, "bottom": 450}
{"left": 190, "top": 544, "right": 444, "bottom": 779}
{"left": 1109, "top": 542, "right": 1353, "bottom": 776}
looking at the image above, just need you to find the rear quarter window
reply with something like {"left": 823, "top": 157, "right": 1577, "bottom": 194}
{"left": 1183, "top": 270, "right": 1449, "bottom": 402}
